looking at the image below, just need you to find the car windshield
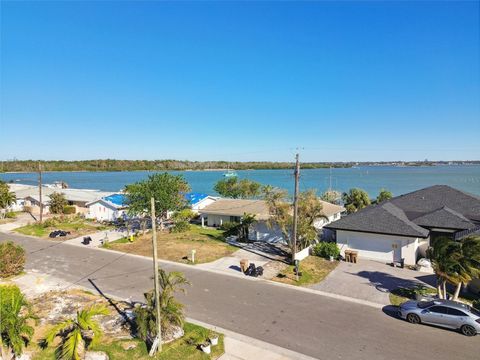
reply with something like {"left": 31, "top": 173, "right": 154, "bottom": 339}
{"left": 417, "top": 301, "right": 434, "bottom": 309}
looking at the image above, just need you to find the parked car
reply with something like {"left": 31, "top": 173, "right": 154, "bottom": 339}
{"left": 398, "top": 299, "right": 480, "bottom": 336}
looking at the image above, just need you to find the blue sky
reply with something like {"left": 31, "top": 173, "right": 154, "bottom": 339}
{"left": 1, "top": 1, "right": 479, "bottom": 162}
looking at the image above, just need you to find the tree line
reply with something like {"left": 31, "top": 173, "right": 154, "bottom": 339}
{"left": 0, "top": 159, "right": 353, "bottom": 172}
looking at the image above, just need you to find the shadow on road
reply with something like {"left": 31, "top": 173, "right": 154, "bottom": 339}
{"left": 350, "top": 270, "right": 436, "bottom": 294}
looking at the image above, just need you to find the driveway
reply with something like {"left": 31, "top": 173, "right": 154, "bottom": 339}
{"left": 310, "top": 259, "right": 437, "bottom": 305}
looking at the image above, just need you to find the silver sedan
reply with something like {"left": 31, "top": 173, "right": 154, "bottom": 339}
{"left": 398, "top": 299, "right": 480, "bottom": 336}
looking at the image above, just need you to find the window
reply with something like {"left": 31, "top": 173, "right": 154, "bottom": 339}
{"left": 447, "top": 308, "right": 467, "bottom": 317}
{"left": 418, "top": 301, "right": 434, "bottom": 309}
{"left": 428, "top": 306, "right": 449, "bottom": 314}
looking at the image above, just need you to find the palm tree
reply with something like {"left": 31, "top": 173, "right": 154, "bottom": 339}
{"left": 427, "top": 236, "right": 461, "bottom": 299}
{"left": 0, "top": 182, "right": 16, "bottom": 219}
{"left": 451, "top": 236, "right": 480, "bottom": 301}
{"left": 0, "top": 286, "right": 36, "bottom": 360}
{"left": 45, "top": 305, "right": 109, "bottom": 360}
{"left": 135, "top": 269, "right": 190, "bottom": 341}
{"left": 239, "top": 213, "right": 256, "bottom": 242}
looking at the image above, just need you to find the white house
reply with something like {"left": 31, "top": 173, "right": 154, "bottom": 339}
{"left": 198, "top": 198, "right": 345, "bottom": 244}
{"left": 325, "top": 185, "right": 480, "bottom": 266}
{"left": 184, "top": 192, "right": 218, "bottom": 212}
{"left": 86, "top": 194, "right": 128, "bottom": 222}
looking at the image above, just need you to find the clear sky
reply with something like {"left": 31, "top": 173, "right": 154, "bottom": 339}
{"left": 1, "top": 1, "right": 479, "bottom": 162}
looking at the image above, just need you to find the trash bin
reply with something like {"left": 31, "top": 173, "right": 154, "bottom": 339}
{"left": 344, "top": 250, "right": 352, "bottom": 263}
{"left": 350, "top": 251, "right": 358, "bottom": 263}
{"left": 240, "top": 259, "right": 249, "bottom": 273}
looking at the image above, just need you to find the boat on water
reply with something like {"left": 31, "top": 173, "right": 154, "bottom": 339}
{"left": 223, "top": 169, "right": 237, "bottom": 177}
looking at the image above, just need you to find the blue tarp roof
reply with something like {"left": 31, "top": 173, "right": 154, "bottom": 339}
{"left": 184, "top": 192, "right": 209, "bottom": 205}
{"left": 103, "top": 193, "right": 127, "bottom": 206}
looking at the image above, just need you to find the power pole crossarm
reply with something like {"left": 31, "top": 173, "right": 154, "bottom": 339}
{"left": 150, "top": 197, "right": 162, "bottom": 354}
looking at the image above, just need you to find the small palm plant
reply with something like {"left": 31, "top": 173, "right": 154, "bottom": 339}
{"left": 0, "top": 285, "right": 36, "bottom": 360}
{"left": 135, "top": 269, "right": 190, "bottom": 341}
{"left": 45, "top": 305, "right": 109, "bottom": 360}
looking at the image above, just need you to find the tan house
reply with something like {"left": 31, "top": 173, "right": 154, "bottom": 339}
{"left": 198, "top": 198, "right": 345, "bottom": 244}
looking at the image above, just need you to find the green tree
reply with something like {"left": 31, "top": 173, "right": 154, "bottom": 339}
{"left": 320, "top": 190, "right": 341, "bottom": 204}
{"left": 342, "top": 188, "right": 371, "bottom": 213}
{"left": 427, "top": 236, "right": 462, "bottom": 299}
{"left": 0, "top": 181, "right": 16, "bottom": 219}
{"left": 0, "top": 285, "right": 36, "bottom": 360}
{"left": 45, "top": 305, "right": 109, "bottom": 360}
{"left": 134, "top": 269, "right": 190, "bottom": 341}
{"left": 238, "top": 213, "right": 256, "bottom": 241}
{"left": 171, "top": 209, "right": 195, "bottom": 233}
{"left": 48, "top": 192, "right": 68, "bottom": 214}
{"left": 125, "top": 173, "right": 190, "bottom": 231}
{"left": 451, "top": 236, "right": 480, "bottom": 301}
{"left": 376, "top": 188, "right": 393, "bottom": 203}
{"left": 264, "top": 188, "right": 327, "bottom": 263}
{"left": 214, "top": 177, "right": 261, "bottom": 199}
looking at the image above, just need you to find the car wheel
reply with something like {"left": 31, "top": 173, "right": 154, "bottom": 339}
{"left": 406, "top": 313, "right": 421, "bottom": 324}
{"left": 460, "top": 325, "right": 477, "bottom": 337}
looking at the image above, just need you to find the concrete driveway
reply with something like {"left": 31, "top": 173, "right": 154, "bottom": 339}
{"left": 310, "top": 259, "right": 437, "bottom": 305}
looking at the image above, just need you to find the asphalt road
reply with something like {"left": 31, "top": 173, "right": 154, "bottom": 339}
{"left": 2, "top": 233, "right": 479, "bottom": 360}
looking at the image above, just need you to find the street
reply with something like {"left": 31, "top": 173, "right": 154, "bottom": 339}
{"left": 2, "top": 232, "right": 478, "bottom": 360}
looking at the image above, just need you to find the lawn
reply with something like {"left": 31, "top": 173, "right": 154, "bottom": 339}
{"left": 389, "top": 285, "right": 479, "bottom": 306}
{"left": 104, "top": 225, "right": 238, "bottom": 264}
{"left": 31, "top": 323, "right": 224, "bottom": 360}
{"left": 273, "top": 256, "right": 338, "bottom": 286}
{"left": 14, "top": 216, "right": 109, "bottom": 239}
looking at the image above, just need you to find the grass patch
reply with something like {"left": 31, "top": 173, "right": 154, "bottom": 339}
{"left": 104, "top": 225, "right": 237, "bottom": 264}
{"left": 32, "top": 322, "right": 224, "bottom": 360}
{"left": 272, "top": 256, "right": 338, "bottom": 286}
{"left": 14, "top": 216, "right": 107, "bottom": 239}
{"left": 388, "top": 285, "right": 478, "bottom": 306}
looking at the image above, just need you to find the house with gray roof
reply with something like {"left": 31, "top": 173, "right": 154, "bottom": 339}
{"left": 325, "top": 185, "right": 480, "bottom": 266}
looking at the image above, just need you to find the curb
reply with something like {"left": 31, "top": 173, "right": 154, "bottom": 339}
{"left": 186, "top": 317, "right": 318, "bottom": 360}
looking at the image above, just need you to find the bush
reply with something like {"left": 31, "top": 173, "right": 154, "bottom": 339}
{"left": 5, "top": 211, "right": 17, "bottom": 219}
{"left": 312, "top": 242, "right": 340, "bottom": 259}
{"left": 171, "top": 221, "right": 191, "bottom": 233}
{"left": 23, "top": 205, "right": 32, "bottom": 213}
{"left": 63, "top": 205, "right": 76, "bottom": 214}
{"left": 42, "top": 217, "right": 59, "bottom": 228}
{"left": 0, "top": 241, "right": 26, "bottom": 278}
{"left": 0, "top": 284, "right": 22, "bottom": 318}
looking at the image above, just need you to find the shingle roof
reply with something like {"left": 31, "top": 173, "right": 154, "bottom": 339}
{"left": 413, "top": 206, "right": 477, "bottom": 230}
{"left": 326, "top": 202, "right": 430, "bottom": 238}
{"left": 326, "top": 185, "right": 480, "bottom": 237}
{"left": 389, "top": 185, "right": 480, "bottom": 222}
{"left": 199, "top": 199, "right": 271, "bottom": 220}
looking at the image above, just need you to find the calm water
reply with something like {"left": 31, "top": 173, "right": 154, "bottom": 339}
{"left": 1, "top": 166, "right": 480, "bottom": 197}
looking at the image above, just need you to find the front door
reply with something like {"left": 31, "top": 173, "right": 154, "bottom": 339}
{"left": 392, "top": 241, "right": 402, "bottom": 262}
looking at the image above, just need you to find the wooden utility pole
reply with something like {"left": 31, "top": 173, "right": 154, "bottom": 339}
{"left": 292, "top": 153, "right": 300, "bottom": 266}
{"left": 149, "top": 197, "right": 162, "bottom": 355}
{"left": 38, "top": 162, "right": 43, "bottom": 223}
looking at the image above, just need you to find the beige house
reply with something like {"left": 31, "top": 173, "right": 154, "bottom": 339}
{"left": 199, "top": 198, "right": 345, "bottom": 244}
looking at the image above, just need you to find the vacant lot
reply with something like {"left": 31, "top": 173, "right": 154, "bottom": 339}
{"left": 273, "top": 256, "right": 338, "bottom": 286}
{"left": 105, "top": 225, "right": 238, "bottom": 264}
{"left": 14, "top": 216, "right": 109, "bottom": 239}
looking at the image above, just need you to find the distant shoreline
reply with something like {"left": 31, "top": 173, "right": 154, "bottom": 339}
{"left": 1, "top": 162, "right": 480, "bottom": 175}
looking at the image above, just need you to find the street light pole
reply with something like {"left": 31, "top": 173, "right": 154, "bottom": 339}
{"left": 292, "top": 153, "right": 300, "bottom": 273}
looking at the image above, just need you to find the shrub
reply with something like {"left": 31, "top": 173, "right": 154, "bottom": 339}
{"left": 312, "top": 242, "right": 340, "bottom": 259}
{"left": 63, "top": 205, "right": 76, "bottom": 214}
{"left": 219, "top": 221, "right": 240, "bottom": 237}
{"left": 171, "top": 221, "right": 190, "bottom": 233}
{"left": 0, "top": 241, "right": 26, "bottom": 278}
{"left": 23, "top": 205, "right": 32, "bottom": 213}
{"left": 42, "top": 217, "right": 59, "bottom": 228}
{"left": 5, "top": 211, "right": 17, "bottom": 219}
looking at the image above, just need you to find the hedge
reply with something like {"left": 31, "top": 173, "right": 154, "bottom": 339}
{"left": 0, "top": 241, "right": 26, "bottom": 278}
